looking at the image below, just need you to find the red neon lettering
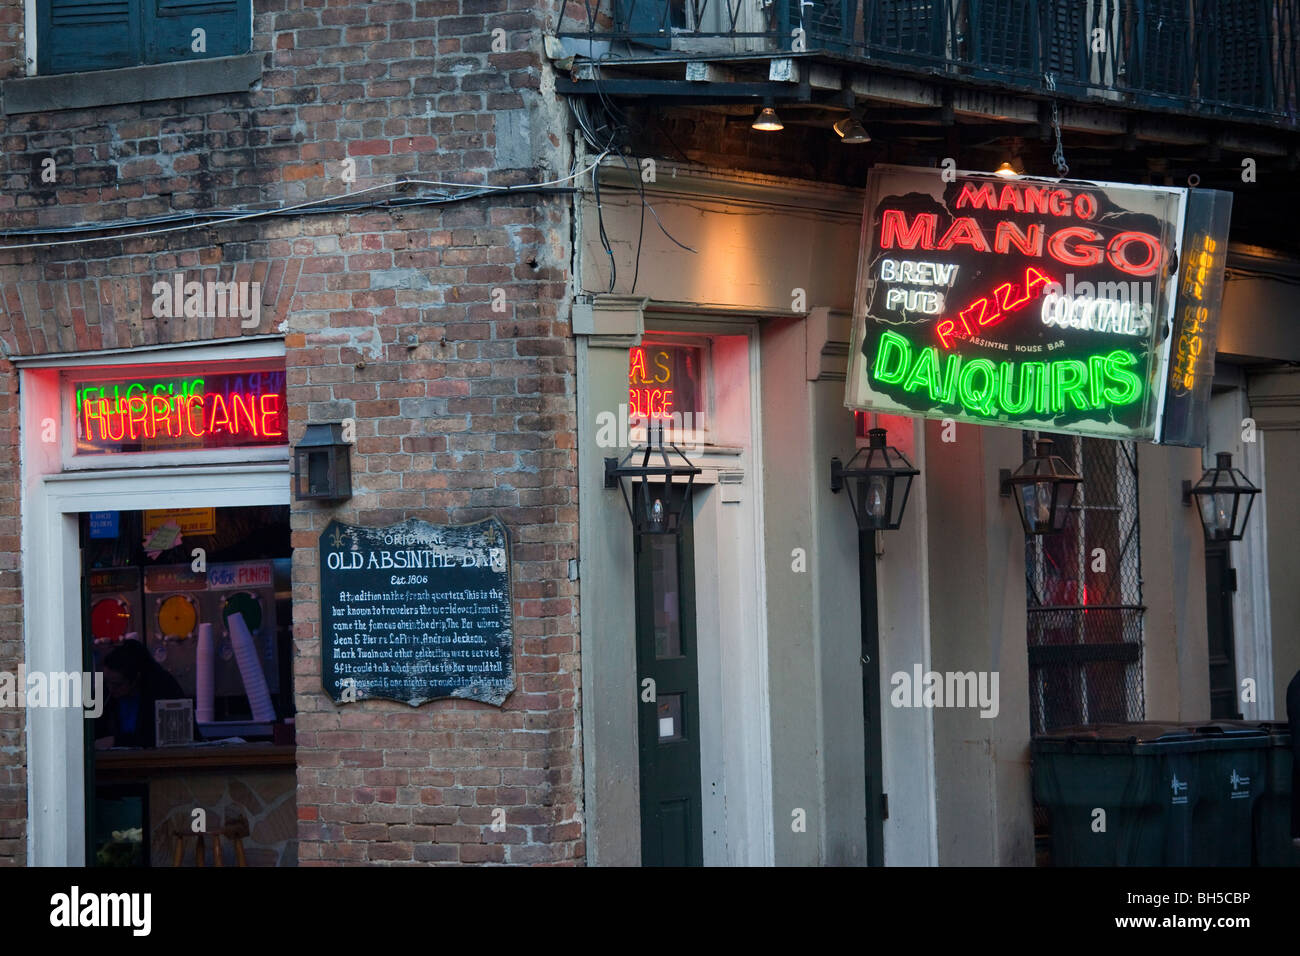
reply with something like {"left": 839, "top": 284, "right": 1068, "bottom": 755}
{"left": 997, "top": 184, "right": 1022, "bottom": 212}
{"left": 1025, "top": 268, "right": 1050, "bottom": 298}
{"left": 1048, "top": 190, "right": 1071, "bottom": 216}
{"left": 231, "top": 393, "right": 258, "bottom": 436}
{"left": 259, "top": 394, "right": 284, "bottom": 437}
{"left": 937, "top": 217, "right": 990, "bottom": 252}
{"left": 1106, "top": 231, "right": 1161, "bottom": 277}
{"left": 955, "top": 183, "right": 997, "bottom": 210}
{"left": 880, "top": 210, "right": 937, "bottom": 250}
{"left": 1021, "top": 187, "right": 1051, "bottom": 215}
{"left": 126, "top": 396, "right": 148, "bottom": 440}
{"left": 993, "top": 221, "right": 1043, "bottom": 257}
{"left": 938, "top": 269, "right": 1056, "bottom": 348}
{"left": 628, "top": 387, "right": 675, "bottom": 419}
{"left": 149, "top": 396, "right": 174, "bottom": 438}
{"left": 81, "top": 400, "right": 100, "bottom": 441}
{"left": 208, "top": 394, "right": 231, "bottom": 434}
{"left": 182, "top": 395, "right": 205, "bottom": 437}
{"left": 993, "top": 280, "right": 1029, "bottom": 313}
{"left": 959, "top": 297, "right": 996, "bottom": 334}
{"left": 1073, "top": 194, "right": 1097, "bottom": 219}
{"left": 1046, "top": 226, "right": 1104, "bottom": 267}
{"left": 101, "top": 400, "right": 126, "bottom": 442}
{"left": 629, "top": 347, "right": 648, "bottom": 384}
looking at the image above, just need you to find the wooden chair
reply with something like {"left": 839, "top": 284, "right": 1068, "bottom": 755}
{"left": 170, "top": 815, "right": 249, "bottom": 866}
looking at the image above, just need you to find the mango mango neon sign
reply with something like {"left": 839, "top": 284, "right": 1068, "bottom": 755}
{"left": 871, "top": 329, "right": 1142, "bottom": 418}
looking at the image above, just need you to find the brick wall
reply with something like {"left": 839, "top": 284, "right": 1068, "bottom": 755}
{"left": 0, "top": 0, "right": 582, "bottom": 865}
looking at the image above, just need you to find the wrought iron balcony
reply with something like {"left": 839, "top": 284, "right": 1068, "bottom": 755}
{"left": 557, "top": 0, "right": 1300, "bottom": 127}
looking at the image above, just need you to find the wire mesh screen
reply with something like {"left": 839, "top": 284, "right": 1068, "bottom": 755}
{"left": 1024, "top": 431, "right": 1145, "bottom": 736}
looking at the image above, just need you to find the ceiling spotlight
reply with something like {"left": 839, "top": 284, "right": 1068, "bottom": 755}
{"left": 995, "top": 160, "right": 1020, "bottom": 178}
{"left": 752, "top": 102, "right": 783, "bottom": 132}
{"left": 833, "top": 114, "right": 871, "bottom": 144}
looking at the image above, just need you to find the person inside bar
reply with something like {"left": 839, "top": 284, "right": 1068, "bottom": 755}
{"left": 94, "top": 639, "right": 187, "bottom": 749}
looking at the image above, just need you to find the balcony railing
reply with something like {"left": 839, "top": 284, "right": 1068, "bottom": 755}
{"left": 557, "top": 0, "right": 1300, "bottom": 126}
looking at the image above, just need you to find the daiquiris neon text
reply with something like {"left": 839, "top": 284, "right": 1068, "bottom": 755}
{"left": 871, "top": 329, "right": 1142, "bottom": 418}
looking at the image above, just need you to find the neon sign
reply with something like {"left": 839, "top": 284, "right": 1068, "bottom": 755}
{"left": 937, "top": 267, "right": 1053, "bottom": 347}
{"left": 1157, "top": 188, "right": 1232, "bottom": 447}
{"left": 1171, "top": 235, "right": 1218, "bottom": 394}
{"left": 846, "top": 165, "right": 1210, "bottom": 442}
{"left": 70, "top": 365, "right": 288, "bottom": 455}
{"left": 628, "top": 344, "right": 701, "bottom": 421}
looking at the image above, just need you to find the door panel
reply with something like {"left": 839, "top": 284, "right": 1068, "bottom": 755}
{"left": 1205, "top": 541, "right": 1240, "bottom": 719}
{"left": 635, "top": 484, "right": 704, "bottom": 866}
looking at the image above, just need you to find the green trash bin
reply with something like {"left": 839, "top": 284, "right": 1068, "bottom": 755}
{"left": 1032, "top": 722, "right": 1271, "bottom": 866}
{"left": 1208, "top": 720, "right": 1298, "bottom": 866}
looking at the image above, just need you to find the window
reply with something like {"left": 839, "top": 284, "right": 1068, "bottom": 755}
{"left": 1024, "top": 431, "right": 1145, "bottom": 734}
{"left": 38, "top": 0, "right": 252, "bottom": 76}
{"left": 59, "top": 358, "right": 289, "bottom": 471}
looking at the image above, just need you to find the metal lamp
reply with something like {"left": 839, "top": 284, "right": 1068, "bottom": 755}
{"left": 830, "top": 428, "right": 919, "bottom": 532}
{"left": 604, "top": 421, "right": 701, "bottom": 535}
{"left": 293, "top": 423, "right": 353, "bottom": 502}
{"left": 1183, "top": 452, "right": 1260, "bottom": 542}
{"left": 1000, "top": 438, "right": 1081, "bottom": 535}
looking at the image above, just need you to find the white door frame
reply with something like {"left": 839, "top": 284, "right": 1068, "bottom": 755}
{"left": 24, "top": 465, "right": 291, "bottom": 865}
{"left": 18, "top": 336, "right": 291, "bottom": 866}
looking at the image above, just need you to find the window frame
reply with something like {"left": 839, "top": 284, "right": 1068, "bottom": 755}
{"left": 1024, "top": 431, "right": 1146, "bottom": 733}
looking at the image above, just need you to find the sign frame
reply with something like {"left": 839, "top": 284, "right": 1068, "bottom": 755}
{"left": 843, "top": 164, "right": 1231, "bottom": 445}
{"left": 318, "top": 516, "right": 516, "bottom": 708}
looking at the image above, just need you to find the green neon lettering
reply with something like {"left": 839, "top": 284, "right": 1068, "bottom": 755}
{"left": 872, "top": 341, "right": 1143, "bottom": 419}
{"left": 957, "top": 359, "right": 997, "bottom": 415}
{"left": 873, "top": 330, "right": 912, "bottom": 385}
{"left": 1087, "top": 354, "right": 1107, "bottom": 407}
{"left": 1052, "top": 359, "right": 1091, "bottom": 412}
{"left": 1103, "top": 350, "right": 1141, "bottom": 404}
{"left": 998, "top": 362, "right": 1038, "bottom": 415}
{"left": 902, "top": 347, "right": 939, "bottom": 399}
{"left": 935, "top": 352, "right": 960, "bottom": 403}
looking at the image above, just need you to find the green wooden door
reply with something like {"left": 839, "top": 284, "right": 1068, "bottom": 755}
{"left": 634, "top": 484, "right": 703, "bottom": 867}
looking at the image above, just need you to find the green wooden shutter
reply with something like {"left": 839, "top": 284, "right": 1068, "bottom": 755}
{"left": 144, "top": 0, "right": 253, "bottom": 64}
{"left": 38, "top": 0, "right": 143, "bottom": 75}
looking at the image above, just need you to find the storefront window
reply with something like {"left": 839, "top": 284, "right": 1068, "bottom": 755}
{"left": 1024, "top": 432, "right": 1145, "bottom": 734}
{"left": 65, "top": 359, "right": 288, "bottom": 460}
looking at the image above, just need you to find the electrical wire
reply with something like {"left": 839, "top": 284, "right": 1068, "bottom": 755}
{"left": 0, "top": 155, "right": 608, "bottom": 251}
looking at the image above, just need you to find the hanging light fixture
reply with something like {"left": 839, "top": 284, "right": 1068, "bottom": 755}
{"left": 752, "top": 100, "right": 783, "bottom": 132}
{"left": 1183, "top": 452, "right": 1260, "bottom": 542}
{"left": 604, "top": 420, "right": 702, "bottom": 535}
{"left": 833, "top": 112, "right": 870, "bottom": 144}
{"left": 994, "top": 160, "right": 1020, "bottom": 178}
{"left": 1000, "top": 438, "right": 1082, "bottom": 535}
{"left": 829, "top": 428, "right": 920, "bottom": 532}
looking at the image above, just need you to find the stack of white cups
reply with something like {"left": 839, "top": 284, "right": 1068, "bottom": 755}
{"left": 227, "top": 612, "right": 276, "bottom": 722}
{"left": 195, "top": 623, "right": 215, "bottom": 724}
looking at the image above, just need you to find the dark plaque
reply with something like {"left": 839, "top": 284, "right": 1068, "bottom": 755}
{"left": 319, "top": 517, "right": 514, "bottom": 706}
